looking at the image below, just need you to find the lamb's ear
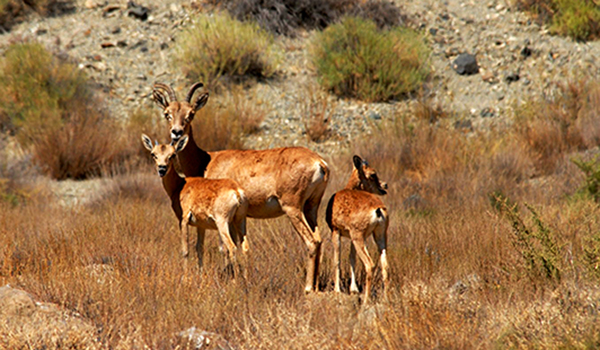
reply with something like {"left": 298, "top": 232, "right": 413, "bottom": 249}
{"left": 353, "top": 155, "right": 368, "bottom": 180}
{"left": 352, "top": 155, "right": 364, "bottom": 170}
{"left": 141, "top": 134, "right": 154, "bottom": 152}
{"left": 175, "top": 135, "right": 189, "bottom": 153}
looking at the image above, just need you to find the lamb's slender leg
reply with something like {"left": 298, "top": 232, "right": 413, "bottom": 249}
{"left": 332, "top": 228, "right": 342, "bottom": 293}
{"left": 352, "top": 236, "right": 375, "bottom": 304}
{"left": 349, "top": 243, "right": 359, "bottom": 294}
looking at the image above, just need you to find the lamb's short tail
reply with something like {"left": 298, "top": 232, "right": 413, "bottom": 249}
{"left": 235, "top": 188, "right": 249, "bottom": 219}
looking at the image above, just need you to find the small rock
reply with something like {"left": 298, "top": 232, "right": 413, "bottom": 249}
{"left": 127, "top": 1, "right": 150, "bottom": 21}
{"left": 445, "top": 47, "right": 460, "bottom": 58}
{"left": 160, "top": 42, "right": 169, "bottom": 50}
{"left": 429, "top": 27, "right": 438, "bottom": 36}
{"left": 103, "top": 4, "right": 121, "bottom": 17}
{"left": 110, "top": 26, "right": 121, "bottom": 34}
{"left": 480, "top": 107, "right": 495, "bottom": 118}
{"left": 521, "top": 46, "right": 532, "bottom": 58}
{"left": 454, "top": 119, "right": 473, "bottom": 131}
{"left": 505, "top": 72, "right": 520, "bottom": 83}
{"left": 36, "top": 28, "right": 47, "bottom": 35}
{"left": 480, "top": 68, "right": 496, "bottom": 83}
{"left": 84, "top": 0, "right": 103, "bottom": 8}
{"left": 452, "top": 53, "right": 479, "bottom": 75}
{"left": 368, "top": 112, "right": 382, "bottom": 120}
{"left": 130, "top": 40, "right": 147, "bottom": 50}
{"left": 175, "top": 327, "right": 236, "bottom": 350}
{"left": 101, "top": 42, "right": 115, "bottom": 48}
{"left": 117, "top": 40, "right": 128, "bottom": 48}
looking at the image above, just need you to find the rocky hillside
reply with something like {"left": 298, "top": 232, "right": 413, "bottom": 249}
{"left": 1, "top": 0, "right": 598, "bottom": 148}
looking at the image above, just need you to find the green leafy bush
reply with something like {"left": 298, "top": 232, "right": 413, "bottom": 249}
{"left": 0, "top": 42, "right": 89, "bottom": 145}
{"left": 551, "top": 0, "right": 600, "bottom": 40}
{"left": 172, "top": 13, "right": 279, "bottom": 88}
{"left": 311, "top": 16, "right": 429, "bottom": 102}
{"left": 0, "top": 42, "right": 130, "bottom": 180}
{"left": 515, "top": 0, "right": 600, "bottom": 41}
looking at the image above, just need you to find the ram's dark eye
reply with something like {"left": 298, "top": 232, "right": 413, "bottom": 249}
{"left": 151, "top": 154, "right": 157, "bottom": 159}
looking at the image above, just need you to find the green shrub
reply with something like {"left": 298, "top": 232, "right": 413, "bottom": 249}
{"left": 572, "top": 156, "right": 600, "bottom": 202}
{"left": 172, "top": 13, "right": 279, "bottom": 88}
{"left": 0, "top": 42, "right": 131, "bottom": 180}
{"left": 0, "top": 42, "right": 90, "bottom": 145}
{"left": 551, "top": 0, "right": 600, "bottom": 41}
{"left": 515, "top": 0, "right": 600, "bottom": 41}
{"left": 311, "top": 16, "right": 429, "bottom": 102}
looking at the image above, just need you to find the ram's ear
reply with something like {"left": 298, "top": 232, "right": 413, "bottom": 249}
{"left": 141, "top": 134, "right": 154, "bottom": 152}
{"left": 193, "top": 92, "right": 209, "bottom": 112}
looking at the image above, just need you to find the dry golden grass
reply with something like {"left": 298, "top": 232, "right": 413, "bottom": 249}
{"left": 4, "top": 81, "right": 600, "bottom": 349}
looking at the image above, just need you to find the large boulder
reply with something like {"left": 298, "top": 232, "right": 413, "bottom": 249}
{"left": 0, "top": 285, "right": 100, "bottom": 349}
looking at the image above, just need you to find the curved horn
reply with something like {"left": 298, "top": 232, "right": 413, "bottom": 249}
{"left": 153, "top": 83, "right": 177, "bottom": 102}
{"left": 185, "top": 82, "right": 204, "bottom": 103}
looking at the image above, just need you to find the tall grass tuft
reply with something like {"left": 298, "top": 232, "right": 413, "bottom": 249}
{"left": 311, "top": 16, "right": 429, "bottom": 102}
{"left": 300, "top": 83, "right": 336, "bottom": 142}
{"left": 172, "top": 13, "right": 279, "bottom": 89}
{"left": 514, "top": 79, "right": 600, "bottom": 175}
